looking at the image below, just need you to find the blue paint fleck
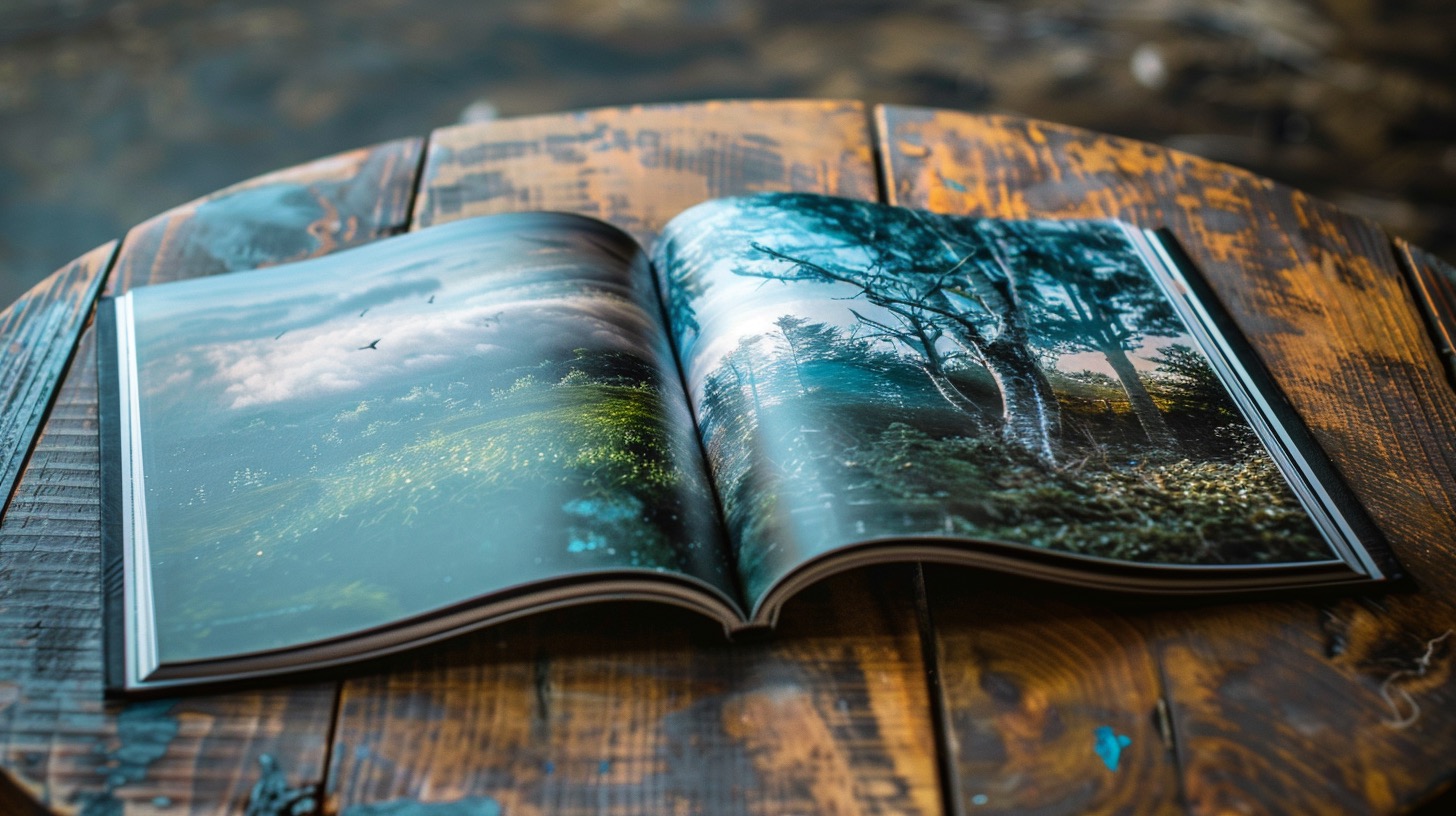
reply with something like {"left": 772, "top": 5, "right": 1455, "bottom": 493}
{"left": 543, "top": 760, "right": 555, "bottom": 775}
{"left": 1093, "top": 726, "right": 1132, "bottom": 771}
{"left": 74, "top": 699, "right": 181, "bottom": 816}
{"left": 188, "top": 184, "right": 325, "bottom": 271}
{"left": 247, "top": 754, "right": 318, "bottom": 816}
{"left": 598, "top": 759, "right": 611, "bottom": 774}
{"left": 341, "top": 796, "right": 502, "bottom": 816}
{"left": 938, "top": 173, "right": 969, "bottom": 192}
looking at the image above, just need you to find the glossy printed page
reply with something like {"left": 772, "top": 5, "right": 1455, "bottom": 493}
{"left": 654, "top": 193, "right": 1335, "bottom": 610}
{"left": 124, "top": 214, "right": 733, "bottom": 664}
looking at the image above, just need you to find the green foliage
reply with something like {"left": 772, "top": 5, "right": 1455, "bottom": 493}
{"left": 155, "top": 356, "right": 714, "bottom": 660}
{"left": 303, "top": 378, "right": 682, "bottom": 532}
{"left": 1147, "top": 343, "right": 1238, "bottom": 420}
{"left": 850, "top": 422, "right": 1003, "bottom": 502}
{"left": 493, "top": 374, "right": 541, "bottom": 398}
{"left": 846, "top": 422, "right": 1324, "bottom": 564}
{"left": 1023, "top": 453, "right": 1325, "bottom": 564}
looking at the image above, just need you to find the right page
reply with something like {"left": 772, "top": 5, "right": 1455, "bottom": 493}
{"left": 653, "top": 193, "right": 1389, "bottom": 616}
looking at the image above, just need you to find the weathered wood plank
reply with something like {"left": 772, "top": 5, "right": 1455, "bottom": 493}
{"left": 413, "top": 99, "right": 876, "bottom": 244}
{"left": 0, "top": 241, "right": 115, "bottom": 516}
{"left": 1158, "top": 599, "right": 1456, "bottom": 814}
{"left": 0, "top": 137, "right": 424, "bottom": 814}
{"left": 921, "top": 574, "right": 1182, "bottom": 815}
{"left": 878, "top": 105, "right": 1456, "bottom": 814}
{"left": 1397, "top": 238, "right": 1456, "bottom": 386}
{"left": 328, "top": 100, "right": 942, "bottom": 816}
{"left": 331, "top": 571, "right": 933, "bottom": 816}
{"left": 0, "top": 328, "right": 338, "bottom": 815}
{"left": 109, "top": 138, "right": 424, "bottom": 293}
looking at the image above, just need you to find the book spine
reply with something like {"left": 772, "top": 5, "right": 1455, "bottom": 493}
{"left": 96, "top": 298, "right": 128, "bottom": 694}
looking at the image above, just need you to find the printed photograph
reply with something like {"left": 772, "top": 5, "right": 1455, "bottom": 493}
{"left": 655, "top": 193, "right": 1336, "bottom": 606}
{"left": 128, "top": 215, "right": 730, "bottom": 662}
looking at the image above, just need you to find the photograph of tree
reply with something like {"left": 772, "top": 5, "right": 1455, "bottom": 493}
{"left": 654, "top": 193, "right": 1335, "bottom": 607}
{"left": 127, "top": 215, "right": 730, "bottom": 662}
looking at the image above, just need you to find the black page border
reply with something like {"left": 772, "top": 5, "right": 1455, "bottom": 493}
{"left": 1148, "top": 228, "right": 1402, "bottom": 581}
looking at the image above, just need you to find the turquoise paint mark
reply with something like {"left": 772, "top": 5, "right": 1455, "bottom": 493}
{"left": 598, "top": 759, "right": 612, "bottom": 774}
{"left": 247, "top": 754, "right": 317, "bottom": 816}
{"left": 938, "top": 173, "right": 969, "bottom": 192}
{"left": 188, "top": 184, "right": 324, "bottom": 271}
{"left": 75, "top": 700, "right": 181, "bottom": 816}
{"left": 341, "top": 797, "right": 502, "bottom": 816}
{"left": 1093, "top": 726, "right": 1132, "bottom": 772}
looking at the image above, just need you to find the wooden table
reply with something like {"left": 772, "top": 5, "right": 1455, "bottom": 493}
{"left": 2, "top": 100, "right": 1454, "bottom": 816}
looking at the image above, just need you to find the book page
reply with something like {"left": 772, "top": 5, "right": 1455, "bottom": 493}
{"left": 654, "top": 194, "right": 1339, "bottom": 613}
{"left": 121, "top": 214, "right": 734, "bottom": 664}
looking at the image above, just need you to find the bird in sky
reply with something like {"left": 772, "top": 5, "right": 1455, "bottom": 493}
{"left": 427, "top": 295, "right": 435, "bottom": 304}
{"left": 357, "top": 339, "right": 381, "bottom": 350}
{"left": 359, "top": 307, "right": 370, "bottom": 317}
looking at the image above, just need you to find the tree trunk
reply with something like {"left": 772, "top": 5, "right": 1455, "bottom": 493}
{"left": 918, "top": 362, "right": 989, "bottom": 431}
{"left": 982, "top": 334, "right": 1062, "bottom": 466}
{"left": 919, "top": 218, "right": 1063, "bottom": 465}
{"left": 916, "top": 332, "right": 989, "bottom": 430}
{"left": 1101, "top": 341, "right": 1179, "bottom": 450}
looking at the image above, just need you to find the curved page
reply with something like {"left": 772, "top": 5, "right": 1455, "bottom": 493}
{"left": 118, "top": 214, "right": 734, "bottom": 667}
{"left": 653, "top": 194, "right": 1344, "bottom": 614}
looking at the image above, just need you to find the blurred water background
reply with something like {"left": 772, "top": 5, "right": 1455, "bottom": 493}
{"left": 0, "top": 0, "right": 1451, "bottom": 306}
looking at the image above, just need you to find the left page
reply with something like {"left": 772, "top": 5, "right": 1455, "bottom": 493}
{"left": 105, "top": 214, "right": 735, "bottom": 677}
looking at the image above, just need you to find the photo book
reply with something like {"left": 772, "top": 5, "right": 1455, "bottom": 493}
{"left": 98, "top": 192, "right": 1398, "bottom": 694}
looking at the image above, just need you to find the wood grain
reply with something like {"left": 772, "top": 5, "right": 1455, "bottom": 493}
{"left": 0, "top": 241, "right": 115, "bottom": 516}
{"left": 413, "top": 98, "right": 876, "bottom": 244}
{"left": 327, "top": 100, "right": 942, "bottom": 816}
{"left": 108, "top": 138, "right": 424, "bottom": 294}
{"left": 878, "top": 105, "right": 1456, "bottom": 814}
{"left": 922, "top": 574, "right": 1182, "bottom": 815}
{"left": 0, "top": 137, "right": 423, "bottom": 814}
{"left": 330, "top": 571, "right": 934, "bottom": 816}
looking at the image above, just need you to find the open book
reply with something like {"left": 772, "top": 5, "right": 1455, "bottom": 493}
{"left": 99, "top": 193, "right": 1396, "bottom": 693}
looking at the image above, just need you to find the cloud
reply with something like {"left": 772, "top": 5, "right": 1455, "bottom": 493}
{"left": 164, "top": 293, "right": 654, "bottom": 412}
{"left": 130, "top": 214, "right": 663, "bottom": 425}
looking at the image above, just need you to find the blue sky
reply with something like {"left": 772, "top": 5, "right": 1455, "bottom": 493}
{"left": 129, "top": 214, "right": 659, "bottom": 434}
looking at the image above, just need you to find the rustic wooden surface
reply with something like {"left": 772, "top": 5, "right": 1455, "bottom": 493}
{"left": 107, "top": 139, "right": 425, "bottom": 294}
{"left": 0, "top": 137, "right": 422, "bottom": 813}
{"left": 0, "top": 241, "right": 115, "bottom": 517}
{"left": 2, "top": 100, "right": 1454, "bottom": 814}
{"left": 328, "top": 99, "right": 941, "bottom": 816}
{"left": 411, "top": 99, "right": 878, "bottom": 245}
{"left": 879, "top": 106, "right": 1456, "bottom": 815}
